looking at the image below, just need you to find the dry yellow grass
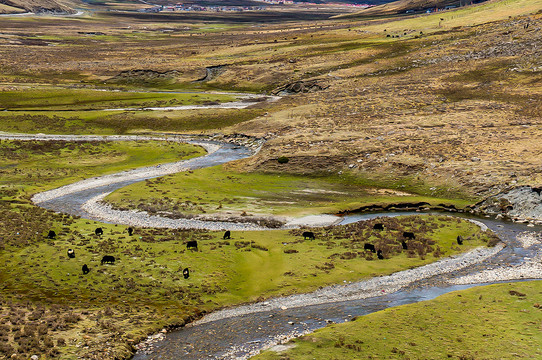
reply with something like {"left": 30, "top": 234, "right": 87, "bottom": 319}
{"left": 0, "top": 2, "right": 540, "bottom": 200}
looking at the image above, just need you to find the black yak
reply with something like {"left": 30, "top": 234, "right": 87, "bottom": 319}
{"left": 186, "top": 240, "right": 198, "bottom": 251}
{"left": 82, "top": 264, "right": 90, "bottom": 274}
{"left": 303, "top": 231, "right": 315, "bottom": 240}
{"left": 101, "top": 255, "right": 115, "bottom": 265}
{"left": 364, "top": 243, "right": 376, "bottom": 253}
{"left": 67, "top": 249, "right": 75, "bottom": 259}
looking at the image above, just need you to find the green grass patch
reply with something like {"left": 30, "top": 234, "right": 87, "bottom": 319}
{"left": 0, "top": 139, "right": 205, "bottom": 197}
{"left": 0, "top": 213, "right": 494, "bottom": 308}
{"left": 254, "top": 280, "right": 542, "bottom": 360}
{"left": 104, "top": 165, "right": 475, "bottom": 220}
{"left": 0, "top": 107, "right": 266, "bottom": 134}
{"left": 0, "top": 139, "right": 496, "bottom": 358}
{"left": 0, "top": 87, "right": 236, "bottom": 111}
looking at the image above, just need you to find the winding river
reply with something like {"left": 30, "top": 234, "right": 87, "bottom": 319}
{"left": 3, "top": 133, "right": 541, "bottom": 359}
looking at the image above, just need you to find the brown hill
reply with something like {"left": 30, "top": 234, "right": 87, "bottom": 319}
{"left": 0, "top": 0, "right": 74, "bottom": 14}
{"left": 342, "top": 0, "right": 478, "bottom": 17}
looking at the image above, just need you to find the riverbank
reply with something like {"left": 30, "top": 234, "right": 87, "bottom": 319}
{"left": 134, "top": 218, "right": 542, "bottom": 360}
{"left": 252, "top": 280, "right": 542, "bottom": 360}
{"left": 2, "top": 132, "right": 540, "bottom": 360}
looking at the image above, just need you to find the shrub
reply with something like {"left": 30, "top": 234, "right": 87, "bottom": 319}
{"left": 277, "top": 156, "right": 289, "bottom": 164}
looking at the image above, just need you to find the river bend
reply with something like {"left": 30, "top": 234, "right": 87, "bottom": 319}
{"left": 3, "top": 132, "right": 541, "bottom": 360}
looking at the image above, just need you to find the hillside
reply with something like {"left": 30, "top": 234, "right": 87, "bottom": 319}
{"left": 0, "top": 0, "right": 75, "bottom": 14}
{"left": 0, "top": 0, "right": 541, "bottom": 358}
{"left": 342, "top": 0, "right": 481, "bottom": 17}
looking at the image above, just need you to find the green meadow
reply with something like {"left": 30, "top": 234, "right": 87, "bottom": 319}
{"left": 254, "top": 281, "right": 542, "bottom": 359}
{"left": 0, "top": 137, "right": 496, "bottom": 358}
{"left": 0, "top": 140, "right": 205, "bottom": 196}
{"left": 0, "top": 108, "right": 266, "bottom": 134}
{"left": 104, "top": 165, "right": 474, "bottom": 221}
{"left": 0, "top": 87, "right": 236, "bottom": 111}
{"left": 0, "top": 210, "right": 495, "bottom": 358}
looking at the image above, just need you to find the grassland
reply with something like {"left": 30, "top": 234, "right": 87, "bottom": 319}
{"left": 0, "top": 108, "right": 267, "bottom": 134}
{"left": 0, "top": 0, "right": 532, "bottom": 199}
{"left": 104, "top": 164, "right": 475, "bottom": 223}
{"left": 0, "top": 6, "right": 539, "bottom": 201}
{"left": 0, "top": 0, "right": 541, "bottom": 359}
{"left": 0, "top": 87, "right": 236, "bottom": 111}
{"left": 253, "top": 280, "right": 542, "bottom": 359}
{"left": 0, "top": 208, "right": 496, "bottom": 359}
{"left": 0, "top": 86, "right": 252, "bottom": 134}
{"left": 0, "top": 137, "right": 497, "bottom": 359}
{"left": 0, "top": 140, "right": 206, "bottom": 197}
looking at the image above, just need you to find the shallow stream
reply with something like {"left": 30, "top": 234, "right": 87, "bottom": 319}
{"left": 5, "top": 133, "right": 540, "bottom": 360}
{"left": 130, "top": 215, "right": 542, "bottom": 359}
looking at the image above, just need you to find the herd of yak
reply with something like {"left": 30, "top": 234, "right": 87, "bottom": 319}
{"left": 46, "top": 226, "right": 192, "bottom": 279}
{"left": 46, "top": 223, "right": 465, "bottom": 278}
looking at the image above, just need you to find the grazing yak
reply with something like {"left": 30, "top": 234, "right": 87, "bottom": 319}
{"left": 373, "top": 223, "right": 384, "bottom": 231}
{"left": 401, "top": 240, "right": 408, "bottom": 250}
{"left": 403, "top": 231, "right": 415, "bottom": 240}
{"left": 127, "top": 227, "right": 134, "bottom": 236}
{"left": 364, "top": 243, "right": 376, "bottom": 253}
{"left": 82, "top": 264, "right": 90, "bottom": 274}
{"left": 377, "top": 249, "right": 384, "bottom": 260}
{"left": 67, "top": 249, "right": 75, "bottom": 259}
{"left": 47, "top": 230, "right": 56, "bottom": 239}
{"left": 183, "top": 268, "right": 190, "bottom": 279}
{"left": 101, "top": 255, "right": 115, "bottom": 265}
{"left": 303, "top": 231, "right": 315, "bottom": 240}
{"left": 95, "top": 228, "right": 104, "bottom": 236}
{"left": 223, "top": 230, "right": 231, "bottom": 240}
{"left": 457, "top": 235, "right": 463, "bottom": 245}
{"left": 186, "top": 240, "right": 198, "bottom": 251}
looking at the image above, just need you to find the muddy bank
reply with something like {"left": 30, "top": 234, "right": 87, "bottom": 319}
{"left": 337, "top": 201, "right": 463, "bottom": 215}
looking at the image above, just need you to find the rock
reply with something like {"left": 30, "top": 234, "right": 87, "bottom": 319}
{"left": 107, "top": 69, "right": 181, "bottom": 84}
{"left": 272, "top": 79, "right": 330, "bottom": 95}
{"left": 31, "top": 356, "right": 39, "bottom": 360}
{"left": 195, "top": 65, "right": 227, "bottom": 82}
{"left": 473, "top": 186, "right": 542, "bottom": 223}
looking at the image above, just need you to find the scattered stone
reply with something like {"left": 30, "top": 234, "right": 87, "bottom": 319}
{"left": 272, "top": 79, "right": 329, "bottom": 95}
{"left": 472, "top": 186, "right": 542, "bottom": 224}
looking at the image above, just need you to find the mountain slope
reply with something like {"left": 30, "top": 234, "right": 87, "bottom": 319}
{"left": 343, "top": 0, "right": 470, "bottom": 17}
{"left": 0, "top": 0, "right": 75, "bottom": 14}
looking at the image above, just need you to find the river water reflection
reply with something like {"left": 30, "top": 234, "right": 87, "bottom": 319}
{"left": 133, "top": 283, "right": 487, "bottom": 360}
